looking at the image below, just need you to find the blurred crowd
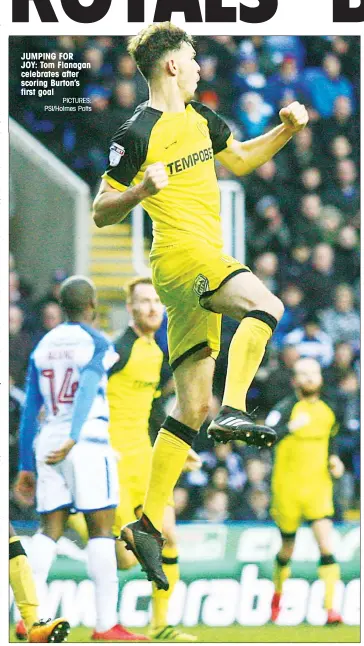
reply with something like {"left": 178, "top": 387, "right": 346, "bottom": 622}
{"left": 9, "top": 36, "right": 360, "bottom": 523}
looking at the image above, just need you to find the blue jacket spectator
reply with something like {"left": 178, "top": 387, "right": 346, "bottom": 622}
{"left": 231, "top": 51, "right": 267, "bottom": 96}
{"left": 265, "top": 55, "right": 309, "bottom": 110}
{"left": 303, "top": 54, "right": 355, "bottom": 118}
{"left": 283, "top": 315, "right": 334, "bottom": 368}
{"left": 264, "top": 36, "right": 306, "bottom": 69}
{"left": 234, "top": 92, "right": 273, "bottom": 138}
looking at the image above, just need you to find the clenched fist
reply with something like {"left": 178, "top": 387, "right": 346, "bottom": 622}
{"left": 141, "top": 162, "right": 169, "bottom": 197}
{"left": 280, "top": 101, "right": 309, "bottom": 134}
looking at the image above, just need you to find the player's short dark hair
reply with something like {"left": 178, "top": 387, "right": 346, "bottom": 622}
{"left": 126, "top": 276, "right": 153, "bottom": 302}
{"left": 60, "top": 276, "right": 96, "bottom": 318}
{"left": 127, "top": 22, "right": 194, "bottom": 81}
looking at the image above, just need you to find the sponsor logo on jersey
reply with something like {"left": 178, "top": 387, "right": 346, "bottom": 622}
{"left": 109, "top": 142, "right": 125, "bottom": 166}
{"left": 167, "top": 147, "right": 213, "bottom": 175}
{"left": 193, "top": 274, "right": 210, "bottom": 296}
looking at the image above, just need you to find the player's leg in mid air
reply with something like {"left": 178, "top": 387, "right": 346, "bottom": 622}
{"left": 149, "top": 505, "right": 196, "bottom": 642}
{"left": 120, "top": 353, "right": 215, "bottom": 589}
{"left": 312, "top": 518, "right": 343, "bottom": 625}
{"left": 121, "top": 256, "right": 282, "bottom": 587}
{"left": 203, "top": 271, "right": 284, "bottom": 444}
{"left": 271, "top": 531, "right": 296, "bottom": 622}
{"left": 10, "top": 521, "right": 70, "bottom": 643}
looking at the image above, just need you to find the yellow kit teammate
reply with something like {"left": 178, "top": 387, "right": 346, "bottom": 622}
{"left": 266, "top": 358, "right": 345, "bottom": 625}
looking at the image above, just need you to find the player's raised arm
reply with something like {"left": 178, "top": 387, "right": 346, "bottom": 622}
{"left": 215, "top": 101, "right": 309, "bottom": 177}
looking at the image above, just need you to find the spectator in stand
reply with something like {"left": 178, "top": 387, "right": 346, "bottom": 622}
{"left": 319, "top": 206, "right": 343, "bottom": 246}
{"left": 303, "top": 53, "right": 355, "bottom": 118}
{"left": 113, "top": 80, "right": 138, "bottom": 122}
{"left": 115, "top": 52, "right": 147, "bottom": 104}
{"left": 231, "top": 51, "right": 267, "bottom": 97}
{"left": 252, "top": 252, "right": 280, "bottom": 295}
{"left": 186, "top": 442, "right": 245, "bottom": 492}
{"left": 322, "top": 159, "right": 360, "bottom": 218}
{"left": 36, "top": 269, "right": 68, "bottom": 311}
{"left": 196, "top": 55, "right": 231, "bottom": 114}
{"left": 279, "top": 242, "right": 311, "bottom": 287}
{"left": 247, "top": 197, "right": 291, "bottom": 257}
{"left": 293, "top": 194, "right": 324, "bottom": 247}
{"left": 335, "top": 371, "right": 360, "bottom": 506}
{"left": 83, "top": 45, "right": 112, "bottom": 84}
{"left": 330, "top": 135, "right": 353, "bottom": 164}
{"left": 238, "top": 36, "right": 276, "bottom": 77}
{"left": 263, "top": 345, "right": 300, "bottom": 411}
{"left": 287, "top": 126, "right": 325, "bottom": 177}
{"left": 323, "top": 342, "right": 358, "bottom": 392}
{"left": 316, "top": 95, "right": 358, "bottom": 156}
{"left": 274, "top": 284, "right": 307, "bottom": 349}
{"left": 241, "top": 457, "right": 270, "bottom": 497}
{"left": 234, "top": 91, "right": 273, "bottom": 139}
{"left": 73, "top": 86, "right": 114, "bottom": 185}
{"left": 9, "top": 376, "right": 25, "bottom": 486}
{"left": 234, "top": 485, "right": 271, "bottom": 521}
{"left": 173, "top": 487, "right": 193, "bottom": 521}
{"left": 305, "top": 243, "right": 338, "bottom": 311}
{"left": 9, "top": 305, "right": 33, "bottom": 388}
{"left": 9, "top": 271, "right": 32, "bottom": 317}
{"left": 264, "top": 36, "right": 306, "bottom": 69}
{"left": 283, "top": 313, "right": 334, "bottom": 368}
{"left": 210, "top": 466, "right": 242, "bottom": 517}
{"left": 299, "top": 167, "right": 323, "bottom": 196}
{"left": 265, "top": 55, "right": 308, "bottom": 111}
{"left": 244, "top": 159, "right": 295, "bottom": 216}
{"left": 335, "top": 226, "right": 360, "bottom": 285}
{"left": 32, "top": 302, "right": 63, "bottom": 345}
{"left": 319, "top": 284, "right": 360, "bottom": 351}
{"left": 194, "top": 489, "right": 231, "bottom": 522}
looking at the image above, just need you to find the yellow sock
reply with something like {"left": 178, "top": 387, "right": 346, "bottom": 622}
{"left": 67, "top": 512, "right": 89, "bottom": 545}
{"left": 318, "top": 563, "right": 340, "bottom": 610}
{"left": 144, "top": 428, "right": 192, "bottom": 532}
{"left": 222, "top": 313, "right": 274, "bottom": 411}
{"left": 273, "top": 558, "right": 291, "bottom": 594}
{"left": 151, "top": 546, "right": 180, "bottom": 630}
{"left": 9, "top": 537, "right": 38, "bottom": 633}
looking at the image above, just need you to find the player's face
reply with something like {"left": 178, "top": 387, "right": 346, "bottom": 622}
{"left": 293, "top": 359, "right": 323, "bottom": 394}
{"left": 129, "top": 283, "right": 164, "bottom": 333}
{"left": 174, "top": 42, "right": 200, "bottom": 102}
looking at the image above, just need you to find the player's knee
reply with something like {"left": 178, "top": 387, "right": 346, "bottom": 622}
{"left": 166, "top": 409, "right": 204, "bottom": 435}
{"left": 181, "top": 409, "right": 208, "bottom": 430}
{"left": 254, "top": 294, "right": 284, "bottom": 323}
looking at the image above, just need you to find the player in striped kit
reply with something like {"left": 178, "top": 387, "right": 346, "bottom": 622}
{"left": 15, "top": 276, "right": 148, "bottom": 642}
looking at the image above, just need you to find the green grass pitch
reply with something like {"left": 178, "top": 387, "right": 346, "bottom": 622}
{"left": 10, "top": 623, "right": 360, "bottom": 642}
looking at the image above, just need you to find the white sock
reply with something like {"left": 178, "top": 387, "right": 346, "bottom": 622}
{"left": 29, "top": 533, "right": 58, "bottom": 618}
{"left": 87, "top": 538, "right": 118, "bottom": 632}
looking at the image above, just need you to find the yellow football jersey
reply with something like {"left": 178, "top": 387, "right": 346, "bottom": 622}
{"left": 107, "top": 326, "right": 164, "bottom": 455}
{"left": 267, "top": 393, "right": 338, "bottom": 491}
{"left": 102, "top": 101, "right": 233, "bottom": 250}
